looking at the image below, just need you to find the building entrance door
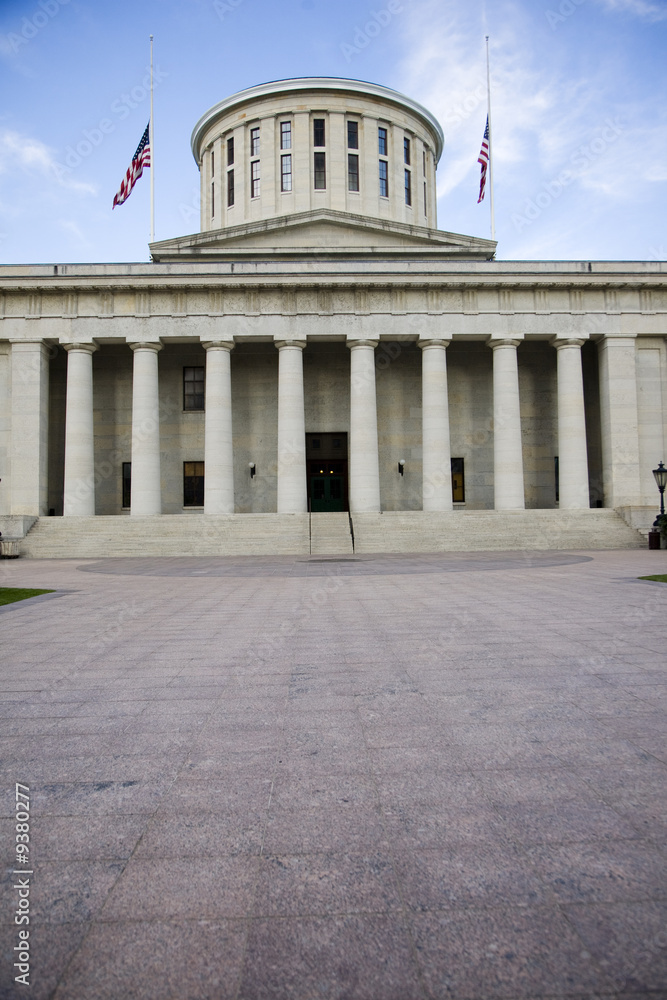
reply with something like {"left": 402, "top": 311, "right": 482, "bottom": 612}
{"left": 306, "top": 433, "right": 348, "bottom": 512}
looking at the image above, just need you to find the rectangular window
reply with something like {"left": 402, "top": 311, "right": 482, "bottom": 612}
{"left": 404, "top": 168, "right": 411, "bottom": 206}
{"left": 281, "top": 154, "right": 292, "bottom": 192}
{"left": 227, "top": 136, "right": 234, "bottom": 166}
{"left": 379, "top": 159, "right": 388, "bottom": 198}
{"left": 122, "top": 462, "right": 131, "bottom": 509}
{"left": 227, "top": 168, "right": 235, "bottom": 207}
{"left": 250, "top": 126, "right": 260, "bottom": 157}
{"left": 404, "top": 137, "right": 410, "bottom": 165}
{"left": 280, "top": 121, "right": 292, "bottom": 149}
{"left": 184, "top": 462, "right": 205, "bottom": 507}
{"left": 211, "top": 151, "right": 215, "bottom": 176}
{"left": 183, "top": 366, "right": 205, "bottom": 411}
{"left": 423, "top": 180, "right": 427, "bottom": 216}
{"left": 347, "top": 120, "right": 358, "bottom": 148}
{"left": 423, "top": 149, "right": 426, "bottom": 173}
{"left": 251, "top": 159, "right": 260, "bottom": 198}
{"left": 313, "top": 118, "right": 325, "bottom": 146}
{"left": 451, "top": 458, "right": 465, "bottom": 503}
{"left": 378, "top": 126, "right": 387, "bottom": 156}
{"left": 314, "top": 151, "right": 326, "bottom": 189}
{"left": 348, "top": 153, "right": 359, "bottom": 192}
{"left": 555, "top": 456, "right": 559, "bottom": 503}
{"left": 211, "top": 181, "right": 215, "bottom": 218}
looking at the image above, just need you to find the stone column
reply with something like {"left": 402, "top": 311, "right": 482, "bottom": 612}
{"left": 202, "top": 339, "right": 235, "bottom": 514}
{"left": 129, "top": 341, "right": 162, "bottom": 515}
{"left": 275, "top": 339, "right": 307, "bottom": 514}
{"left": 489, "top": 337, "right": 525, "bottom": 510}
{"left": 598, "top": 335, "right": 640, "bottom": 507}
{"left": 63, "top": 342, "right": 98, "bottom": 516}
{"left": 419, "top": 339, "right": 452, "bottom": 511}
{"left": 348, "top": 338, "right": 381, "bottom": 513}
{"left": 553, "top": 337, "right": 590, "bottom": 509}
{"left": 9, "top": 341, "right": 50, "bottom": 516}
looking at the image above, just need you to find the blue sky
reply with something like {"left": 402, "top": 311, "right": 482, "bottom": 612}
{"left": 1, "top": 0, "right": 665, "bottom": 264}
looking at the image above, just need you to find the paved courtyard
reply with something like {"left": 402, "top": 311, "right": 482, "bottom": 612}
{"left": 1, "top": 548, "right": 666, "bottom": 1000}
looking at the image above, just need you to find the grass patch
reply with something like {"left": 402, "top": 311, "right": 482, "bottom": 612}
{"left": 638, "top": 575, "right": 667, "bottom": 583}
{"left": 0, "top": 588, "right": 54, "bottom": 606}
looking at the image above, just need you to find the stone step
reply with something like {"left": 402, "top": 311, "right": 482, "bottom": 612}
{"left": 17, "top": 509, "right": 645, "bottom": 558}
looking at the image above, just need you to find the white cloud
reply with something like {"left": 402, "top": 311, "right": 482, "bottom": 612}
{"left": 0, "top": 130, "right": 97, "bottom": 195}
{"left": 59, "top": 219, "right": 90, "bottom": 247}
{"left": 594, "top": 0, "right": 667, "bottom": 20}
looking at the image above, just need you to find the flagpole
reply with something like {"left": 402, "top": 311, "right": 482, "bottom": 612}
{"left": 149, "top": 34, "right": 155, "bottom": 245}
{"left": 485, "top": 34, "right": 496, "bottom": 242}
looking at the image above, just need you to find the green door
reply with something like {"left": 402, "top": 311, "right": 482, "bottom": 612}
{"left": 310, "top": 475, "right": 344, "bottom": 512}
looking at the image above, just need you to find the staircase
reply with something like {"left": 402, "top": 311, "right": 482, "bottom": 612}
{"left": 16, "top": 508, "right": 644, "bottom": 559}
{"left": 310, "top": 513, "right": 354, "bottom": 555}
{"left": 350, "top": 509, "right": 645, "bottom": 553}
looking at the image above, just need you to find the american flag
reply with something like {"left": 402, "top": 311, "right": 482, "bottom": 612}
{"left": 477, "top": 117, "right": 490, "bottom": 204}
{"left": 112, "top": 124, "right": 150, "bottom": 209}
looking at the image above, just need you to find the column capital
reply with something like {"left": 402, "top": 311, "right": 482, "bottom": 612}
{"left": 487, "top": 336, "right": 523, "bottom": 350}
{"left": 128, "top": 340, "right": 163, "bottom": 353}
{"left": 61, "top": 341, "right": 98, "bottom": 354}
{"left": 551, "top": 336, "right": 588, "bottom": 350}
{"left": 201, "top": 338, "right": 234, "bottom": 352}
{"left": 274, "top": 338, "right": 306, "bottom": 351}
{"left": 418, "top": 338, "right": 451, "bottom": 351}
{"left": 347, "top": 338, "right": 378, "bottom": 350}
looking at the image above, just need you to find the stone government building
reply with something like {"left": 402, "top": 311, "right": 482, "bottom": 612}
{"left": 0, "top": 77, "right": 665, "bottom": 556}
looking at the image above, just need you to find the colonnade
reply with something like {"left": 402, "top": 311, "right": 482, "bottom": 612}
{"left": 58, "top": 334, "right": 592, "bottom": 516}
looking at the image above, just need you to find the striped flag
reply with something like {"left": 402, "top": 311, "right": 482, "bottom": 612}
{"left": 477, "top": 117, "right": 490, "bottom": 204}
{"left": 113, "top": 124, "right": 151, "bottom": 209}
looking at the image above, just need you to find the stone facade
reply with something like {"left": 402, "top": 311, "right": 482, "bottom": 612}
{"left": 0, "top": 78, "right": 665, "bottom": 547}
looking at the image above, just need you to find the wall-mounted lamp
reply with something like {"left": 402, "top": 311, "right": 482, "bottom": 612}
{"left": 397, "top": 459, "right": 406, "bottom": 476}
{"left": 249, "top": 462, "right": 256, "bottom": 479}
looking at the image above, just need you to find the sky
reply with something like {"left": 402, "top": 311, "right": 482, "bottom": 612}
{"left": 0, "top": 0, "right": 665, "bottom": 265}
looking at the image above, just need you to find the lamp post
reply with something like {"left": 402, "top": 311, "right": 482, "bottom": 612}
{"left": 649, "top": 461, "right": 667, "bottom": 549}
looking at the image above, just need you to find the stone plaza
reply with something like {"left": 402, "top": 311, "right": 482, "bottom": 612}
{"left": 1, "top": 547, "right": 666, "bottom": 998}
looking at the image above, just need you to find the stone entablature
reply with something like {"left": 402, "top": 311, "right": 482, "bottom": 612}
{"left": 190, "top": 78, "right": 444, "bottom": 233}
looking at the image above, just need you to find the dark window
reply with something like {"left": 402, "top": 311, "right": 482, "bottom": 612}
{"left": 378, "top": 126, "right": 387, "bottom": 156}
{"left": 211, "top": 181, "right": 215, "bottom": 218}
{"left": 312, "top": 438, "right": 321, "bottom": 449}
{"left": 281, "top": 154, "right": 292, "bottom": 192}
{"left": 314, "top": 152, "right": 326, "bottom": 189}
{"left": 422, "top": 149, "right": 426, "bottom": 173}
{"left": 280, "top": 121, "right": 292, "bottom": 149}
{"left": 313, "top": 118, "right": 325, "bottom": 146}
{"left": 404, "top": 168, "right": 411, "bottom": 206}
{"left": 184, "top": 366, "right": 205, "bottom": 411}
{"left": 424, "top": 180, "right": 427, "bottom": 215}
{"left": 404, "top": 137, "right": 410, "bottom": 164}
{"left": 184, "top": 461, "right": 205, "bottom": 507}
{"left": 379, "top": 159, "right": 388, "bottom": 198}
{"left": 348, "top": 153, "right": 359, "bottom": 192}
{"left": 227, "top": 169, "right": 234, "bottom": 207}
{"left": 347, "top": 120, "right": 358, "bottom": 148}
{"left": 227, "top": 137, "right": 234, "bottom": 166}
{"left": 122, "top": 462, "right": 131, "bottom": 509}
{"left": 250, "top": 127, "right": 260, "bottom": 157}
{"left": 451, "top": 458, "right": 465, "bottom": 503}
{"left": 555, "top": 456, "right": 559, "bottom": 503}
{"left": 211, "top": 151, "right": 214, "bottom": 176}
{"left": 251, "top": 159, "right": 260, "bottom": 198}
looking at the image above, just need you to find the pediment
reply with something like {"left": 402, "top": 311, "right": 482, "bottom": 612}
{"left": 150, "top": 209, "right": 496, "bottom": 262}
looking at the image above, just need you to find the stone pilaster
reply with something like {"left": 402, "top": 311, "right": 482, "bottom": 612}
{"left": 63, "top": 342, "right": 98, "bottom": 516}
{"left": 202, "top": 339, "right": 235, "bottom": 514}
{"left": 489, "top": 337, "right": 525, "bottom": 510}
{"left": 348, "top": 338, "right": 380, "bottom": 513}
{"left": 10, "top": 341, "right": 50, "bottom": 515}
{"left": 128, "top": 341, "right": 163, "bottom": 516}
{"left": 419, "top": 338, "right": 452, "bottom": 511}
{"left": 275, "top": 339, "right": 307, "bottom": 514}
{"left": 553, "top": 337, "right": 590, "bottom": 509}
